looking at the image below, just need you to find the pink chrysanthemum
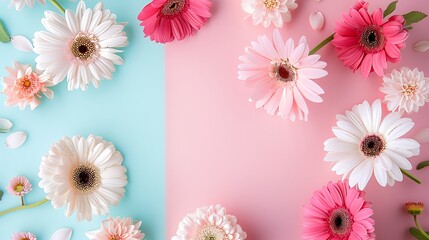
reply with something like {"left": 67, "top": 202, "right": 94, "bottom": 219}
{"left": 86, "top": 216, "right": 145, "bottom": 240}
{"left": 11, "top": 232, "right": 37, "bottom": 240}
{"left": 172, "top": 204, "right": 247, "bottom": 240}
{"left": 238, "top": 29, "right": 328, "bottom": 121}
{"left": 2, "top": 62, "right": 53, "bottom": 110}
{"left": 7, "top": 176, "right": 32, "bottom": 197}
{"left": 332, "top": 0, "right": 408, "bottom": 78}
{"left": 303, "top": 180, "right": 375, "bottom": 240}
{"left": 138, "top": 0, "right": 212, "bottom": 43}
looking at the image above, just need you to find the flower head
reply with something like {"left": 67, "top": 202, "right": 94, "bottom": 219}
{"left": 405, "top": 202, "right": 424, "bottom": 216}
{"left": 38, "top": 135, "right": 127, "bottom": 221}
{"left": 33, "top": 1, "right": 128, "bottom": 91}
{"left": 303, "top": 180, "right": 375, "bottom": 239}
{"left": 7, "top": 176, "right": 32, "bottom": 197}
{"left": 332, "top": 1, "right": 408, "bottom": 78}
{"left": 9, "top": 0, "right": 45, "bottom": 11}
{"left": 172, "top": 204, "right": 247, "bottom": 240}
{"left": 11, "top": 232, "right": 37, "bottom": 240}
{"left": 242, "top": 0, "right": 298, "bottom": 28}
{"left": 324, "top": 99, "right": 420, "bottom": 190}
{"left": 138, "top": 0, "right": 212, "bottom": 43}
{"left": 238, "top": 29, "right": 327, "bottom": 121}
{"left": 380, "top": 67, "right": 429, "bottom": 114}
{"left": 86, "top": 216, "right": 145, "bottom": 240}
{"left": 2, "top": 62, "right": 53, "bottom": 110}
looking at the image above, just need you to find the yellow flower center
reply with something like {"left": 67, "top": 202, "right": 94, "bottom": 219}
{"left": 14, "top": 183, "right": 25, "bottom": 192}
{"left": 264, "top": 0, "right": 280, "bottom": 10}
{"left": 19, "top": 76, "right": 32, "bottom": 88}
{"left": 109, "top": 236, "right": 120, "bottom": 240}
{"left": 402, "top": 84, "right": 417, "bottom": 97}
{"left": 198, "top": 225, "right": 227, "bottom": 240}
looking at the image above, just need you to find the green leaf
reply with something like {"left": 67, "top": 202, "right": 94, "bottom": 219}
{"left": 0, "top": 20, "right": 11, "bottom": 43}
{"left": 384, "top": 1, "right": 398, "bottom": 18}
{"left": 410, "top": 227, "right": 429, "bottom": 240}
{"left": 0, "top": 190, "right": 3, "bottom": 201}
{"left": 417, "top": 161, "right": 429, "bottom": 170}
{"left": 403, "top": 11, "right": 428, "bottom": 26}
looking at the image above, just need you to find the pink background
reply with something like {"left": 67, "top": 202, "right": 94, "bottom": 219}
{"left": 166, "top": 0, "right": 429, "bottom": 239}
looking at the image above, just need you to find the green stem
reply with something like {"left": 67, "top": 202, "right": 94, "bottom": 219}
{"left": 48, "top": 0, "right": 65, "bottom": 14}
{"left": 0, "top": 198, "right": 48, "bottom": 217}
{"left": 20, "top": 196, "right": 24, "bottom": 206}
{"left": 414, "top": 215, "right": 429, "bottom": 239}
{"left": 309, "top": 33, "right": 335, "bottom": 55}
{"left": 401, "top": 169, "right": 422, "bottom": 184}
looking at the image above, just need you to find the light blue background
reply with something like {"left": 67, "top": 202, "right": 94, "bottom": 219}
{"left": 0, "top": 0, "right": 165, "bottom": 239}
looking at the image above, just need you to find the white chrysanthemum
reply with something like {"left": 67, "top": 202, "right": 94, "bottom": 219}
{"left": 242, "top": 0, "right": 298, "bottom": 28}
{"left": 39, "top": 135, "right": 127, "bottom": 221}
{"left": 33, "top": 1, "right": 128, "bottom": 91}
{"left": 324, "top": 99, "right": 420, "bottom": 190}
{"left": 9, "top": 0, "right": 45, "bottom": 11}
{"left": 172, "top": 204, "right": 247, "bottom": 240}
{"left": 380, "top": 67, "right": 429, "bottom": 114}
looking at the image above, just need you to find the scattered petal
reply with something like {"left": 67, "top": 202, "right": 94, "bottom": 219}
{"left": 0, "top": 118, "right": 13, "bottom": 133}
{"left": 11, "top": 35, "right": 34, "bottom": 52}
{"left": 50, "top": 228, "right": 72, "bottom": 240}
{"left": 414, "top": 41, "right": 429, "bottom": 52}
{"left": 309, "top": 11, "right": 325, "bottom": 30}
{"left": 414, "top": 128, "right": 429, "bottom": 144}
{"left": 5, "top": 131, "right": 27, "bottom": 148}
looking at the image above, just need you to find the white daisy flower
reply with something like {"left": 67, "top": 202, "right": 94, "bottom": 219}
{"left": 324, "top": 99, "right": 420, "bottom": 190}
{"left": 33, "top": 1, "right": 128, "bottom": 91}
{"left": 380, "top": 67, "right": 429, "bottom": 114}
{"left": 38, "top": 135, "right": 127, "bottom": 221}
{"left": 241, "top": 0, "right": 298, "bottom": 28}
{"left": 9, "top": 0, "right": 45, "bottom": 11}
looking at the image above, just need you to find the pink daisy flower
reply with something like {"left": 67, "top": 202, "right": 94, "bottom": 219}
{"left": 86, "top": 216, "right": 145, "bottom": 240}
{"left": 11, "top": 232, "right": 37, "bottom": 240}
{"left": 138, "top": 0, "right": 212, "bottom": 43}
{"left": 303, "top": 180, "right": 375, "bottom": 240}
{"left": 7, "top": 176, "right": 32, "bottom": 197}
{"left": 332, "top": 0, "right": 408, "bottom": 78}
{"left": 238, "top": 29, "right": 328, "bottom": 121}
{"left": 2, "top": 62, "right": 53, "bottom": 110}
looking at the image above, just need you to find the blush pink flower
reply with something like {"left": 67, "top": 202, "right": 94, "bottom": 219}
{"left": 2, "top": 62, "right": 53, "bottom": 110}
{"left": 303, "top": 180, "right": 375, "bottom": 240}
{"left": 11, "top": 232, "right": 37, "bottom": 240}
{"left": 238, "top": 29, "right": 327, "bottom": 121}
{"left": 138, "top": 0, "right": 212, "bottom": 43}
{"left": 332, "top": 1, "right": 408, "bottom": 78}
{"left": 86, "top": 217, "right": 145, "bottom": 240}
{"left": 7, "top": 176, "right": 32, "bottom": 197}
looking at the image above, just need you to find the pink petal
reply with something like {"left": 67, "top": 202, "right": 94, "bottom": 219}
{"left": 5, "top": 131, "right": 27, "bottom": 148}
{"left": 309, "top": 11, "right": 324, "bottom": 30}
{"left": 11, "top": 35, "right": 34, "bottom": 52}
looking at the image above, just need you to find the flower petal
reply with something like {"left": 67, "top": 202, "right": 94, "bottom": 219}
{"left": 0, "top": 118, "right": 13, "bottom": 133}
{"left": 413, "top": 40, "right": 429, "bottom": 52}
{"left": 309, "top": 11, "right": 324, "bottom": 30}
{"left": 5, "top": 131, "right": 27, "bottom": 148}
{"left": 11, "top": 35, "right": 34, "bottom": 52}
{"left": 50, "top": 228, "right": 72, "bottom": 240}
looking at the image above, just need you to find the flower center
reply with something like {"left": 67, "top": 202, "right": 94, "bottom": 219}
{"left": 161, "top": 0, "right": 186, "bottom": 16}
{"left": 360, "top": 25, "right": 386, "bottom": 53}
{"left": 264, "top": 0, "right": 280, "bottom": 10}
{"left": 109, "top": 236, "right": 120, "bottom": 240}
{"left": 71, "top": 164, "right": 101, "bottom": 193}
{"left": 14, "top": 183, "right": 24, "bottom": 192}
{"left": 402, "top": 83, "right": 417, "bottom": 97}
{"left": 198, "top": 225, "right": 227, "bottom": 240}
{"left": 22, "top": 238, "right": 30, "bottom": 240}
{"left": 272, "top": 60, "right": 296, "bottom": 84}
{"left": 328, "top": 208, "right": 353, "bottom": 237}
{"left": 71, "top": 35, "right": 97, "bottom": 61}
{"left": 361, "top": 134, "right": 385, "bottom": 157}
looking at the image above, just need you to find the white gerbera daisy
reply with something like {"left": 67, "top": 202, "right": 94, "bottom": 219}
{"left": 172, "top": 204, "right": 247, "bottom": 240}
{"left": 38, "top": 135, "right": 127, "bottom": 221}
{"left": 9, "top": 0, "right": 45, "bottom": 11}
{"left": 380, "top": 67, "right": 429, "bottom": 114}
{"left": 324, "top": 99, "right": 420, "bottom": 190}
{"left": 33, "top": 1, "right": 128, "bottom": 91}
{"left": 241, "top": 0, "right": 298, "bottom": 28}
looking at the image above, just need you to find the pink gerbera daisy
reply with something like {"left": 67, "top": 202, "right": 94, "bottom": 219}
{"left": 86, "top": 216, "right": 145, "bottom": 240}
{"left": 303, "top": 180, "right": 375, "bottom": 240}
{"left": 238, "top": 29, "right": 328, "bottom": 121}
{"left": 138, "top": 0, "right": 212, "bottom": 43}
{"left": 7, "top": 176, "right": 32, "bottom": 197}
{"left": 11, "top": 232, "right": 37, "bottom": 240}
{"left": 332, "top": 0, "right": 408, "bottom": 78}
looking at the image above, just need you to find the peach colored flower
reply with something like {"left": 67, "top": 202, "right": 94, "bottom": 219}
{"left": 86, "top": 216, "right": 145, "bottom": 240}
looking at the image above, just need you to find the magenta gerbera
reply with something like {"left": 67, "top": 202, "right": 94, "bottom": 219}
{"left": 303, "top": 180, "right": 375, "bottom": 240}
{"left": 332, "top": 0, "right": 408, "bottom": 78}
{"left": 138, "top": 0, "right": 212, "bottom": 43}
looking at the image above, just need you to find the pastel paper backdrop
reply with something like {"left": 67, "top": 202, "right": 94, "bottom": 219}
{"left": 0, "top": 0, "right": 165, "bottom": 239}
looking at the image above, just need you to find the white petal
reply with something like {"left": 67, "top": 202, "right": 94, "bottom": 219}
{"left": 5, "top": 131, "right": 27, "bottom": 148}
{"left": 309, "top": 11, "right": 324, "bottom": 30}
{"left": 0, "top": 118, "right": 13, "bottom": 133}
{"left": 413, "top": 41, "right": 429, "bottom": 52}
{"left": 50, "top": 228, "right": 72, "bottom": 240}
{"left": 374, "top": 160, "right": 387, "bottom": 186}
{"left": 414, "top": 128, "right": 429, "bottom": 144}
{"left": 11, "top": 35, "right": 34, "bottom": 52}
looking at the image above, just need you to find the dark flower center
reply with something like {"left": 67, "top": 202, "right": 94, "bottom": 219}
{"left": 329, "top": 208, "right": 352, "bottom": 237}
{"left": 71, "top": 36, "right": 96, "bottom": 61}
{"left": 273, "top": 60, "right": 296, "bottom": 83}
{"left": 71, "top": 164, "right": 101, "bottom": 192}
{"left": 360, "top": 25, "right": 386, "bottom": 52}
{"left": 361, "top": 134, "right": 385, "bottom": 157}
{"left": 162, "top": 0, "right": 186, "bottom": 16}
